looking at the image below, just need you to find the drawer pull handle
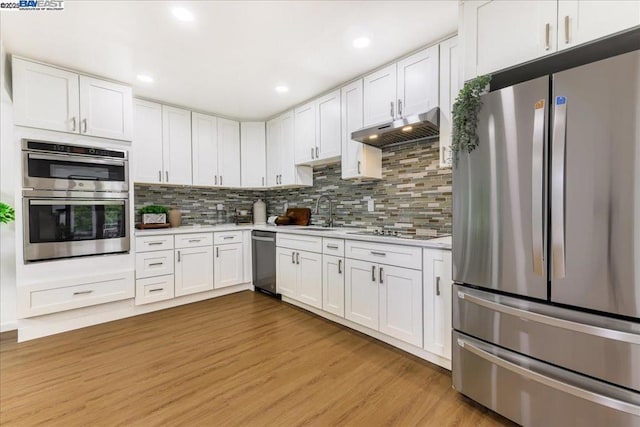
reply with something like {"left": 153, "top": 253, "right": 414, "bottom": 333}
{"left": 188, "top": 239, "right": 201, "bottom": 243}
{"left": 73, "top": 290, "right": 93, "bottom": 295}
{"left": 326, "top": 244, "right": 339, "bottom": 249}
{"left": 149, "top": 288, "right": 164, "bottom": 293}
{"left": 223, "top": 236, "right": 235, "bottom": 240}
{"left": 370, "top": 251, "right": 386, "bottom": 256}
{"left": 148, "top": 242, "right": 164, "bottom": 246}
{"left": 149, "top": 262, "right": 164, "bottom": 267}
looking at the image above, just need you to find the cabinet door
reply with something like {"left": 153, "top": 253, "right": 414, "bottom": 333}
{"left": 297, "top": 250, "right": 322, "bottom": 309}
{"left": 12, "top": 58, "right": 80, "bottom": 133}
{"left": 162, "top": 106, "right": 192, "bottom": 185}
{"left": 240, "top": 122, "right": 266, "bottom": 187}
{"left": 294, "top": 102, "right": 316, "bottom": 165}
{"left": 191, "top": 112, "right": 218, "bottom": 187}
{"left": 558, "top": 1, "right": 640, "bottom": 51}
{"left": 438, "top": 36, "right": 461, "bottom": 168}
{"left": 217, "top": 117, "right": 241, "bottom": 187}
{"left": 316, "top": 90, "right": 341, "bottom": 160}
{"left": 276, "top": 247, "right": 297, "bottom": 297}
{"left": 322, "top": 255, "right": 345, "bottom": 317}
{"left": 214, "top": 243, "right": 244, "bottom": 288}
{"left": 266, "top": 117, "right": 282, "bottom": 187}
{"left": 463, "top": 0, "right": 557, "bottom": 79}
{"left": 363, "top": 64, "right": 397, "bottom": 126}
{"left": 345, "top": 258, "right": 379, "bottom": 330}
{"left": 79, "top": 75, "right": 132, "bottom": 141}
{"left": 175, "top": 246, "right": 214, "bottom": 296}
{"left": 279, "top": 111, "right": 298, "bottom": 186}
{"left": 379, "top": 265, "right": 423, "bottom": 347}
{"left": 423, "top": 249, "right": 452, "bottom": 359}
{"left": 341, "top": 80, "right": 382, "bottom": 180}
{"left": 133, "top": 99, "right": 164, "bottom": 184}
{"left": 396, "top": 45, "right": 439, "bottom": 118}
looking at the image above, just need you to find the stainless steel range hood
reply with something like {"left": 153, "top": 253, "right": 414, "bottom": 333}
{"left": 351, "top": 107, "right": 440, "bottom": 147}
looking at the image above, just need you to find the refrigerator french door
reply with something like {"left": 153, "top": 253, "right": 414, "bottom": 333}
{"left": 452, "top": 50, "right": 640, "bottom": 426}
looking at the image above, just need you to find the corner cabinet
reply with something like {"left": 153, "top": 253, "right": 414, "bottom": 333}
{"left": 423, "top": 248, "right": 452, "bottom": 360}
{"left": 462, "top": 0, "right": 640, "bottom": 80}
{"left": 341, "top": 79, "right": 382, "bottom": 180}
{"left": 266, "top": 111, "right": 313, "bottom": 188}
{"left": 240, "top": 122, "right": 267, "bottom": 188}
{"left": 12, "top": 57, "right": 132, "bottom": 141}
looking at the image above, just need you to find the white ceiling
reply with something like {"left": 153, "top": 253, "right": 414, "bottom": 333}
{"left": 1, "top": 1, "right": 458, "bottom": 120}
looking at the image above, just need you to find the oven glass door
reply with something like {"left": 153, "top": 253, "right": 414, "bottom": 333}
{"left": 24, "top": 152, "right": 127, "bottom": 192}
{"left": 24, "top": 198, "right": 129, "bottom": 261}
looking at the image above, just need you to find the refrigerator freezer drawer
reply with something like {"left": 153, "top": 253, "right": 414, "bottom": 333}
{"left": 453, "top": 284, "right": 640, "bottom": 392}
{"left": 453, "top": 331, "right": 640, "bottom": 427}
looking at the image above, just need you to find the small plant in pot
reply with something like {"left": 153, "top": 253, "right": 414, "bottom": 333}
{"left": 139, "top": 205, "right": 169, "bottom": 224}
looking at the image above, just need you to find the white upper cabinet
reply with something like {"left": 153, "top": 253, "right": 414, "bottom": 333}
{"left": 133, "top": 99, "right": 164, "bottom": 184}
{"left": 341, "top": 79, "right": 382, "bottom": 180}
{"left": 217, "top": 117, "right": 241, "bottom": 188}
{"left": 162, "top": 105, "right": 192, "bottom": 185}
{"left": 268, "top": 111, "right": 312, "bottom": 187}
{"left": 363, "top": 64, "right": 397, "bottom": 126}
{"left": 266, "top": 117, "right": 282, "bottom": 187}
{"left": 315, "top": 89, "right": 341, "bottom": 161}
{"left": 191, "top": 112, "right": 218, "bottom": 187}
{"left": 79, "top": 75, "right": 132, "bottom": 141}
{"left": 294, "top": 101, "right": 316, "bottom": 164}
{"left": 462, "top": 0, "right": 639, "bottom": 80}
{"left": 12, "top": 57, "right": 132, "bottom": 141}
{"left": 240, "top": 122, "right": 267, "bottom": 188}
{"left": 13, "top": 58, "right": 80, "bottom": 134}
{"left": 557, "top": 0, "right": 640, "bottom": 51}
{"left": 363, "top": 47, "right": 439, "bottom": 126}
{"left": 438, "top": 36, "right": 461, "bottom": 168}
{"left": 396, "top": 45, "right": 439, "bottom": 118}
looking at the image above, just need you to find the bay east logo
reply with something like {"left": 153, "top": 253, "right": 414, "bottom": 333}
{"left": 0, "top": 0, "right": 64, "bottom": 10}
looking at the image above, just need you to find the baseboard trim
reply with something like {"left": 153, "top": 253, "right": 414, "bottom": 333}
{"left": 1, "top": 321, "right": 18, "bottom": 333}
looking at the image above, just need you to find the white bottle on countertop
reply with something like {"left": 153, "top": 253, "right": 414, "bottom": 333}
{"left": 253, "top": 199, "right": 266, "bottom": 225}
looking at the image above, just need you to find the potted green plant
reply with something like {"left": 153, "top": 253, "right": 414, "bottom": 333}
{"left": 452, "top": 74, "right": 492, "bottom": 162}
{"left": 0, "top": 202, "right": 15, "bottom": 224}
{"left": 139, "top": 205, "right": 169, "bottom": 224}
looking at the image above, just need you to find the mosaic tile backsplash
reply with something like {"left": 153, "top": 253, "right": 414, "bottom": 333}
{"left": 135, "top": 139, "right": 452, "bottom": 236}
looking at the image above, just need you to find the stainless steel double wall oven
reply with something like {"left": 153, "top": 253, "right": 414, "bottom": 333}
{"left": 22, "top": 140, "right": 130, "bottom": 262}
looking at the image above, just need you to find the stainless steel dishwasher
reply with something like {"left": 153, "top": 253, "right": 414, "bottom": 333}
{"left": 251, "top": 230, "right": 278, "bottom": 296}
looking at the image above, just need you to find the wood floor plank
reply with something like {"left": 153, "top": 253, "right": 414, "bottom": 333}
{"left": 0, "top": 291, "right": 515, "bottom": 426}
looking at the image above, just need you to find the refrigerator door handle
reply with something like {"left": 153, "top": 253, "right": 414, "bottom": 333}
{"left": 551, "top": 96, "right": 567, "bottom": 279}
{"left": 456, "top": 337, "right": 640, "bottom": 416}
{"left": 532, "top": 99, "right": 546, "bottom": 276}
{"left": 457, "top": 289, "right": 640, "bottom": 344}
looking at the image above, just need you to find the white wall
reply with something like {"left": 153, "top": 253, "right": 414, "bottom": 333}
{"left": 0, "top": 39, "right": 18, "bottom": 332}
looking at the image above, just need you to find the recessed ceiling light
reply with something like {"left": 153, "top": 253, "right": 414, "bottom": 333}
{"left": 353, "top": 37, "right": 371, "bottom": 49}
{"left": 172, "top": 7, "right": 194, "bottom": 22}
{"left": 136, "top": 74, "right": 154, "bottom": 83}
{"left": 275, "top": 85, "right": 289, "bottom": 93}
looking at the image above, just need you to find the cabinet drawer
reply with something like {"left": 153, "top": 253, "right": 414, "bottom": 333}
{"left": 323, "top": 238, "right": 345, "bottom": 256}
{"left": 214, "top": 231, "right": 243, "bottom": 245}
{"left": 174, "top": 232, "right": 213, "bottom": 248}
{"left": 345, "top": 240, "right": 422, "bottom": 270}
{"left": 135, "top": 275, "right": 175, "bottom": 305}
{"left": 136, "top": 235, "right": 174, "bottom": 252}
{"left": 277, "top": 233, "right": 322, "bottom": 253}
{"left": 135, "top": 250, "right": 174, "bottom": 279}
{"left": 24, "top": 273, "right": 133, "bottom": 317}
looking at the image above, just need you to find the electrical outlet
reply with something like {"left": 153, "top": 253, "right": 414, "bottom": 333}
{"left": 216, "top": 204, "right": 224, "bottom": 211}
{"left": 368, "top": 199, "right": 374, "bottom": 212}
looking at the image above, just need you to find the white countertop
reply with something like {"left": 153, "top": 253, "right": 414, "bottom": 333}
{"left": 135, "top": 224, "right": 452, "bottom": 250}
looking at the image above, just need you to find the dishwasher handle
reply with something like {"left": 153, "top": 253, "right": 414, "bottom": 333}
{"left": 252, "top": 236, "right": 275, "bottom": 243}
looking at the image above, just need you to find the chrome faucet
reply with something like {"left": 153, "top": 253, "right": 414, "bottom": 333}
{"left": 314, "top": 194, "right": 334, "bottom": 228}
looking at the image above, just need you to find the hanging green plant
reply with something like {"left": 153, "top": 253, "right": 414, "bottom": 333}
{"left": 451, "top": 74, "right": 492, "bottom": 160}
{"left": 0, "top": 202, "right": 15, "bottom": 224}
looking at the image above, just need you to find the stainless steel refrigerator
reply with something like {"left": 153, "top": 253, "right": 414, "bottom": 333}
{"left": 452, "top": 49, "right": 640, "bottom": 426}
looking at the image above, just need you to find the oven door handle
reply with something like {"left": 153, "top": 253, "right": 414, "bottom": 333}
{"left": 28, "top": 153, "right": 126, "bottom": 167}
{"left": 28, "top": 199, "right": 126, "bottom": 206}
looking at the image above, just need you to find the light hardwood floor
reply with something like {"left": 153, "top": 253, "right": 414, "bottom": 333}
{"left": 0, "top": 291, "right": 515, "bottom": 426}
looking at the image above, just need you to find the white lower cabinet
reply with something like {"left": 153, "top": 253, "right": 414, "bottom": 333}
{"left": 345, "top": 258, "right": 379, "bottom": 330}
{"left": 276, "top": 246, "right": 322, "bottom": 309}
{"left": 175, "top": 246, "right": 214, "bottom": 296}
{"left": 378, "top": 265, "right": 423, "bottom": 347}
{"left": 322, "top": 254, "right": 345, "bottom": 317}
{"left": 214, "top": 242, "right": 244, "bottom": 289}
{"left": 135, "top": 275, "right": 175, "bottom": 305}
{"left": 423, "top": 248, "right": 452, "bottom": 359}
{"left": 276, "top": 247, "right": 298, "bottom": 298}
